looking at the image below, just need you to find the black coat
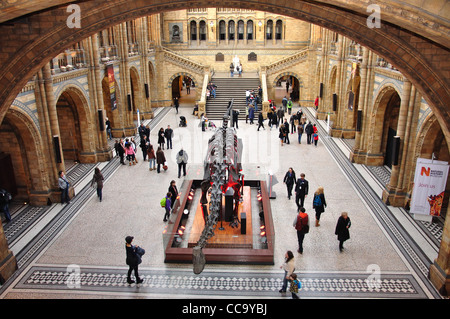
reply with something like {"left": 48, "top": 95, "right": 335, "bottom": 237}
{"left": 283, "top": 171, "right": 296, "bottom": 185}
{"left": 295, "top": 178, "right": 309, "bottom": 195}
{"left": 335, "top": 216, "right": 351, "bottom": 241}
{"left": 126, "top": 244, "right": 139, "bottom": 266}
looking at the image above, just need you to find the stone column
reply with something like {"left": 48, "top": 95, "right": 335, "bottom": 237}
{"left": 350, "top": 46, "right": 369, "bottom": 161}
{"left": 0, "top": 222, "right": 17, "bottom": 285}
{"left": 42, "top": 63, "right": 65, "bottom": 175}
{"left": 382, "top": 79, "right": 411, "bottom": 205}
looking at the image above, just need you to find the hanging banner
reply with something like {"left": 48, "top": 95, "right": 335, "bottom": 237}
{"left": 106, "top": 63, "right": 117, "bottom": 111}
{"left": 410, "top": 158, "right": 449, "bottom": 217}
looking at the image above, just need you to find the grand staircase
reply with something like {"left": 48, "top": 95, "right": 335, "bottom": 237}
{"left": 205, "top": 73, "right": 262, "bottom": 120}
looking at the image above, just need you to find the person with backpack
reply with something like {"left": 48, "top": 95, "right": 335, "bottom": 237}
{"left": 293, "top": 207, "right": 309, "bottom": 254}
{"left": 289, "top": 273, "right": 301, "bottom": 299}
{"left": 312, "top": 186, "right": 327, "bottom": 227}
{"left": 0, "top": 188, "right": 12, "bottom": 223}
{"left": 125, "top": 236, "right": 144, "bottom": 285}
{"left": 279, "top": 250, "right": 295, "bottom": 293}
{"left": 162, "top": 192, "right": 172, "bottom": 222}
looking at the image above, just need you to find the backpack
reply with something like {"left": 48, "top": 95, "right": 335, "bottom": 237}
{"left": 295, "top": 213, "right": 309, "bottom": 234}
{"left": 313, "top": 194, "right": 322, "bottom": 207}
{"left": 160, "top": 197, "right": 166, "bottom": 208}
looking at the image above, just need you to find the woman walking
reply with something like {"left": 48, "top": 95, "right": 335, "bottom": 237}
{"left": 335, "top": 212, "right": 351, "bottom": 252}
{"left": 147, "top": 144, "right": 156, "bottom": 171}
{"left": 279, "top": 124, "right": 286, "bottom": 146}
{"left": 283, "top": 167, "right": 296, "bottom": 200}
{"left": 90, "top": 167, "right": 104, "bottom": 202}
{"left": 279, "top": 250, "right": 295, "bottom": 293}
{"left": 156, "top": 146, "right": 166, "bottom": 173}
{"left": 158, "top": 127, "right": 165, "bottom": 149}
{"left": 125, "top": 142, "right": 137, "bottom": 165}
{"left": 312, "top": 186, "right": 327, "bottom": 226}
{"left": 168, "top": 180, "right": 178, "bottom": 209}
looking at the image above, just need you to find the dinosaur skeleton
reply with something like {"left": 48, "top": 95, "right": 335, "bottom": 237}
{"left": 193, "top": 101, "right": 242, "bottom": 274}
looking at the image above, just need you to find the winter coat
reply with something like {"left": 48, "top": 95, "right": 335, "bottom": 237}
{"left": 335, "top": 216, "right": 351, "bottom": 242}
{"left": 156, "top": 149, "right": 166, "bottom": 164}
{"left": 176, "top": 150, "right": 188, "bottom": 164}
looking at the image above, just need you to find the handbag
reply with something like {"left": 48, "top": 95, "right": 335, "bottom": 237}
{"left": 163, "top": 164, "right": 168, "bottom": 171}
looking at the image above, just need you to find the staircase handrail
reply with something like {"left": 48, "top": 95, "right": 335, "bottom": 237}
{"left": 265, "top": 48, "right": 308, "bottom": 74}
{"left": 161, "top": 46, "right": 206, "bottom": 74}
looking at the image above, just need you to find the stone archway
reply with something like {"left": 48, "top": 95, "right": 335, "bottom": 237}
{"left": 368, "top": 84, "right": 402, "bottom": 167}
{"left": 273, "top": 72, "right": 303, "bottom": 102}
{"left": 0, "top": 0, "right": 448, "bottom": 150}
{"left": 55, "top": 85, "right": 94, "bottom": 163}
{"left": 0, "top": 106, "right": 50, "bottom": 205}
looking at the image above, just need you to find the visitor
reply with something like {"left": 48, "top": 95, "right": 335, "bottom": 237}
{"left": 164, "top": 125, "right": 173, "bottom": 149}
{"left": 125, "top": 142, "right": 137, "bottom": 165}
{"left": 58, "top": 171, "right": 71, "bottom": 204}
{"left": 248, "top": 105, "right": 255, "bottom": 124}
{"left": 283, "top": 167, "right": 296, "bottom": 200}
{"left": 312, "top": 186, "right": 326, "bottom": 226}
{"left": 90, "top": 167, "right": 104, "bottom": 202}
{"left": 114, "top": 139, "right": 126, "bottom": 165}
{"left": 168, "top": 180, "right": 178, "bottom": 209}
{"left": 0, "top": 188, "right": 12, "bottom": 223}
{"left": 176, "top": 148, "right": 188, "bottom": 178}
{"left": 335, "top": 212, "right": 351, "bottom": 252}
{"left": 295, "top": 173, "right": 309, "bottom": 210}
{"left": 283, "top": 119, "right": 290, "bottom": 144}
{"left": 297, "top": 122, "right": 304, "bottom": 144}
{"left": 158, "top": 127, "right": 165, "bottom": 149}
{"left": 163, "top": 192, "right": 172, "bottom": 222}
{"left": 257, "top": 112, "right": 265, "bottom": 131}
{"left": 289, "top": 273, "right": 301, "bottom": 299}
{"left": 147, "top": 144, "right": 156, "bottom": 171}
{"left": 293, "top": 207, "right": 309, "bottom": 254}
{"left": 156, "top": 146, "right": 166, "bottom": 174}
{"left": 140, "top": 135, "right": 149, "bottom": 161}
{"left": 279, "top": 250, "right": 295, "bottom": 293}
{"left": 125, "top": 236, "right": 143, "bottom": 284}
{"left": 305, "top": 121, "right": 314, "bottom": 144}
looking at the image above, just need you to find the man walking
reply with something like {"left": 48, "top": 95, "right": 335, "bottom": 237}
{"left": 176, "top": 148, "right": 188, "bottom": 178}
{"left": 295, "top": 173, "right": 309, "bottom": 210}
{"left": 164, "top": 125, "right": 173, "bottom": 149}
{"left": 293, "top": 207, "right": 309, "bottom": 254}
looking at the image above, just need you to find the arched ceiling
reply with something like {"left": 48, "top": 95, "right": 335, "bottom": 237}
{"left": 0, "top": 0, "right": 449, "bottom": 142}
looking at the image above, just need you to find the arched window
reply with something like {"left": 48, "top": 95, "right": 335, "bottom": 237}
{"left": 228, "top": 20, "right": 235, "bottom": 40}
{"left": 275, "top": 20, "right": 283, "bottom": 40}
{"left": 171, "top": 25, "right": 181, "bottom": 42}
{"left": 247, "top": 20, "right": 253, "bottom": 40}
{"left": 238, "top": 20, "right": 244, "bottom": 40}
{"left": 219, "top": 20, "right": 226, "bottom": 40}
{"left": 199, "top": 21, "right": 206, "bottom": 41}
{"left": 266, "top": 20, "right": 273, "bottom": 40}
{"left": 190, "top": 21, "right": 197, "bottom": 41}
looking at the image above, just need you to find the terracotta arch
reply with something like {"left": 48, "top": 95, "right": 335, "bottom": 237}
{"left": 0, "top": 105, "right": 49, "bottom": 205}
{"left": 0, "top": 1, "right": 448, "bottom": 147}
{"left": 369, "top": 84, "right": 402, "bottom": 164}
{"left": 54, "top": 84, "right": 95, "bottom": 163}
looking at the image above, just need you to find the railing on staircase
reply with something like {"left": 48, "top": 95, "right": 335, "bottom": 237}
{"left": 161, "top": 46, "right": 206, "bottom": 75}
{"left": 265, "top": 48, "right": 308, "bottom": 75}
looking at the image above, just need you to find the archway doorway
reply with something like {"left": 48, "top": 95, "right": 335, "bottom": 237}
{"left": 380, "top": 90, "right": 401, "bottom": 168}
{"left": 171, "top": 75, "right": 196, "bottom": 105}
{"left": 55, "top": 87, "right": 92, "bottom": 163}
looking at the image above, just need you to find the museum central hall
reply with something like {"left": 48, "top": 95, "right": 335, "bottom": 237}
{"left": 0, "top": 1, "right": 449, "bottom": 301}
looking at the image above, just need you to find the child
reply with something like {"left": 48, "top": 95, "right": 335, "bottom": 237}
{"left": 289, "top": 273, "right": 301, "bottom": 299}
{"left": 313, "top": 133, "right": 319, "bottom": 147}
{"left": 163, "top": 192, "right": 172, "bottom": 222}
